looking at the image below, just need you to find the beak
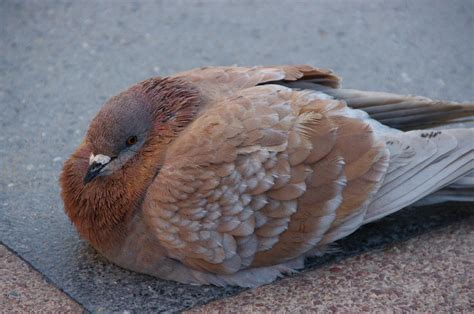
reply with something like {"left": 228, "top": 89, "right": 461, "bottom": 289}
{"left": 84, "top": 161, "right": 108, "bottom": 184}
{"left": 84, "top": 153, "right": 113, "bottom": 184}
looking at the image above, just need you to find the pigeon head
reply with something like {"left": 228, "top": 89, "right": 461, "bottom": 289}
{"left": 60, "top": 76, "right": 200, "bottom": 250}
{"left": 84, "top": 90, "right": 155, "bottom": 183}
{"left": 82, "top": 77, "right": 200, "bottom": 184}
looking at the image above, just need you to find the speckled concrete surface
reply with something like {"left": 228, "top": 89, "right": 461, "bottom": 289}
{"left": 0, "top": 244, "right": 83, "bottom": 313}
{"left": 191, "top": 218, "right": 474, "bottom": 313}
{"left": 1, "top": 0, "right": 473, "bottom": 312}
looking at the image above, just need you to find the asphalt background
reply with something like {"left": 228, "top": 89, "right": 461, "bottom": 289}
{"left": 1, "top": 0, "right": 473, "bottom": 312}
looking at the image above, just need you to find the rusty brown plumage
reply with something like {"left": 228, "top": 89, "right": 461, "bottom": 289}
{"left": 60, "top": 65, "right": 474, "bottom": 287}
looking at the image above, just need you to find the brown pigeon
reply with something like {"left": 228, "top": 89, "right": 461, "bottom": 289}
{"left": 60, "top": 65, "right": 474, "bottom": 287}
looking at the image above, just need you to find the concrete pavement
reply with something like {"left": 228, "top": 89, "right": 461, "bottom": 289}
{"left": 1, "top": 0, "right": 473, "bottom": 312}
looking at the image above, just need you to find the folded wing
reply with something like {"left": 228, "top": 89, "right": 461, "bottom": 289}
{"left": 143, "top": 66, "right": 473, "bottom": 278}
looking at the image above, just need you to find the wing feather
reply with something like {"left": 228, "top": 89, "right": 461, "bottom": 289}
{"left": 143, "top": 66, "right": 473, "bottom": 278}
{"left": 143, "top": 81, "right": 392, "bottom": 274}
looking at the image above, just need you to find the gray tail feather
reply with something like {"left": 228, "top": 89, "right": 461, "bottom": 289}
{"left": 414, "top": 171, "right": 474, "bottom": 206}
{"left": 279, "top": 81, "right": 474, "bottom": 131}
{"left": 323, "top": 88, "right": 474, "bottom": 131}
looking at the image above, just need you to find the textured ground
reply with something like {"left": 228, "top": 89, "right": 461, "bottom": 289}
{"left": 0, "top": 244, "right": 83, "bottom": 312}
{"left": 1, "top": 0, "right": 473, "bottom": 312}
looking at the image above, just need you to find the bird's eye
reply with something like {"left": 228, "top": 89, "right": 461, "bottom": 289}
{"left": 126, "top": 135, "right": 138, "bottom": 146}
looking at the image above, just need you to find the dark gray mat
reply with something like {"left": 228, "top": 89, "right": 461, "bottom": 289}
{"left": 1, "top": 1, "right": 473, "bottom": 312}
